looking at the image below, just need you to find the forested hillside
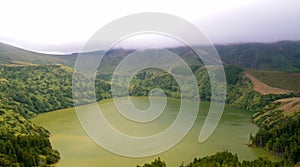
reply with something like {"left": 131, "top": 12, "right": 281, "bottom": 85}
{"left": 0, "top": 65, "right": 74, "bottom": 118}
{"left": 251, "top": 103, "right": 300, "bottom": 164}
{"left": 0, "top": 109, "right": 60, "bottom": 166}
{"left": 217, "top": 41, "right": 300, "bottom": 71}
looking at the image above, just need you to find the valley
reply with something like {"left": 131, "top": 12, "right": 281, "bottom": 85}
{"left": 0, "top": 41, "right": 299, "bottom": 166}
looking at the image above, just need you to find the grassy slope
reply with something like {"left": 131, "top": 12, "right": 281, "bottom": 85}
{"left": 0, "top": 42, "right": 76, "bottom": 66}
{"left": 245, "top": 73, "right": 291, "bottom": 95}
{"left": 247, "top": 70, "right": 300, "bottom": 92}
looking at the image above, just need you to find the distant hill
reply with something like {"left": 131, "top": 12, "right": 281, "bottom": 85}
{"left": 1, "top": 41, "right": 300, "bottom": 72}
{"left": 0, "top": 42, "right": 77, "bottom": 66}
{"left": 216, "top": 41, "right": 300, "bottom": 71}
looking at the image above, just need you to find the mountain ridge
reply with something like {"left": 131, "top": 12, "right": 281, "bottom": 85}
{"left": 1, "top": 40, "right": 300, "bottom": 72}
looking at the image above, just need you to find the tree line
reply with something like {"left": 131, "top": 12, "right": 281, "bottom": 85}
{"left": 137, "top": 151, "right": 293, "bottom": 167}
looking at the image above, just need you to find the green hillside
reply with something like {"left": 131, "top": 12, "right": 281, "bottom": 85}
{"left": 0, "top": 109, "right": 60, "bottom": 166}
{"left": 251, "top": 104, "right": 300, "bottom": 164}
{"left": 0, "top": 65, "right": 74, "bottom": 117}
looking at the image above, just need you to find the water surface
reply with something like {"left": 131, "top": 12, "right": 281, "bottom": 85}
{"left": 31, "top": 97, "right": 278, "bottom": 167}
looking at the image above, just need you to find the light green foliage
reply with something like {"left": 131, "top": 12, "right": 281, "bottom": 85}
{"left": 0, "top": 109, "right": 48, "bottom": 137}
{"left": 0, "top": 65, "right": 74, "bottom": 117}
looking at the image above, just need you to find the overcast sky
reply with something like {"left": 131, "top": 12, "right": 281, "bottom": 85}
{"left": 0, "top": 0, "right": 299, "bottom": 54}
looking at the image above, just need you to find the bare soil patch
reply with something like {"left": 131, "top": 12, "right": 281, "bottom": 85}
{"left": 245, "top": 73, "right": 291, "bottom": 95}
{"left": 275, "top": 97, "right": 300, "bottom": 114}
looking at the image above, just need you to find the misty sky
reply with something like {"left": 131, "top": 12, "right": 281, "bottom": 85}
{"left": 0, "top": 0, "right": 299, "bottom": 54}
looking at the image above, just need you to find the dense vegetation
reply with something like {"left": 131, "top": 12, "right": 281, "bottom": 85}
{"left": 217, "top": 41, "right": 300, "bottom": 71}
{"left": 227, "top": 69, "right": 300, "bottom": 165}
{"left": 137, "top": 157, "right": 167, "bottom": 167}
{"left": 0, "top": 135, "right": 60, "bottom": 167}
{"left": 251, "top": 103, "right": 300, "bottom": 164}
{"left": 137, "top": 151, "right": 292, "bottom": 167}
{"left": 0, "top": 109, "right": 60, "bottom": 166}
{"left": 1, "top": 63, "right": 299, "bottom": 166}
{"left": 0, "top": 65, "right": 74, "bottom": 118}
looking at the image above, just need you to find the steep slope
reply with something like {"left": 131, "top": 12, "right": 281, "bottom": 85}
{"left": 0, "top": 109, "right": 60, "bottom": 166}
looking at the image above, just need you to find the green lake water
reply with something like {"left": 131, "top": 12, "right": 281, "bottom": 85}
{"left": 31, "top": 97, "right": 279, "bottom": 167}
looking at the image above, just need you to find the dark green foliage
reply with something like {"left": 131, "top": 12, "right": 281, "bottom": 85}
{"left": 137, "top": 157, "right": 166, "bottom": 167}
{"left": 224, "top": 65, "right": 244, "bottom": 85}
{"left": 217, "top": 41, "right": 300, "bottom": 71}
{"left": 184, "top": 151, "right": 240, "bottom": 167}
{"left": 0, "top": 153, "right": 19, "bottom": 167}
{"left": 0, "top": 135, "right": 60, "bottom": 167}
{"left": 251, "top": 106, "right": 300, "bottom": 164}
{"left": 0, "top": 109, "right": 60, "bottom": 166}
{"left": 139, "top": 151, "right": 292, "bottom": 167}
